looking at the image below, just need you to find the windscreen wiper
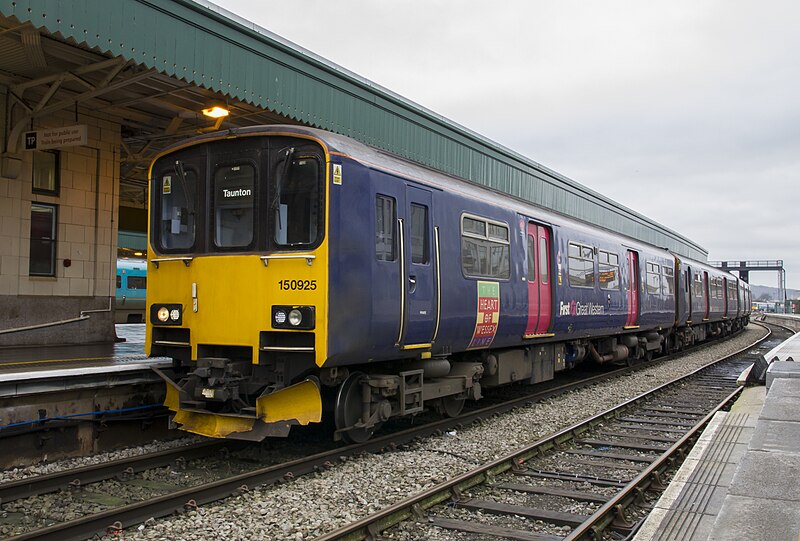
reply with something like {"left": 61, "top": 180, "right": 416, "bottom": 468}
{"left": 273, "top": 147, "right": 295, "bottom": 233}
{"left": 173, "top": 159, "right": 196, "bottom": 218}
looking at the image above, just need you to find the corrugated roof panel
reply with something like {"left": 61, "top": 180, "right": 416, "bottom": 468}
{"left": 0, "top": 0, "right": 708, "bottom": 260}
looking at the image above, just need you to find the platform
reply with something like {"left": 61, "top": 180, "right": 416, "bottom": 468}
{"left": 634, "top": 336, "right": 800, "bottom": 541}
{"left": 0, "top": 324, "right": 170, "bottom": 397}
{"left": 0, "top": 324, "right": 174, "bottom": 466}
{"left": 761, "top": 312, "right": 800, "bottom": 332}
{"left": 762, "top": 324, "right": 800, "bottom": 364}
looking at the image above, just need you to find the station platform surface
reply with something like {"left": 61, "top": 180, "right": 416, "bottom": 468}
{"left": 762, "top": 312, "right": 800, "bottom": 333}
{"left": 0, "top": 324, "right": 169, "bottom": 393}
{"left": 763, "top": 324, "right": 800, "bottom": 364}
{"left": 634, "top": 341, "right": 800, "bottom": 541}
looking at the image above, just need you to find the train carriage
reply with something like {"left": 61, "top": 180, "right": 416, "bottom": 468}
{"left": 114, "top": 258, "right": 147, "bottom": 324}
{"left": 146, "top": 125, "right": 749, "bottom": 442}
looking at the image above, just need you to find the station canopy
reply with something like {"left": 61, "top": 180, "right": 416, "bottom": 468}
{"left": 0, "top": 0, "right": 707, "bottom": 260}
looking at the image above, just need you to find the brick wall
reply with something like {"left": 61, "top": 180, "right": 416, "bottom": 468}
{"left": 0, "top": 97, "right": 122, "bottom": 345}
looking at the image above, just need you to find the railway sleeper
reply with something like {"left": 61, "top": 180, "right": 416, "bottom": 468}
{"left": 429, "top": 517, "right": 561, "bottom": 541}
{"left": 457, "top": 499, "right": 591, "bottom": 527}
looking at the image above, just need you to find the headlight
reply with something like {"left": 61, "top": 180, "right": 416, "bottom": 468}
{"left": 151, "top": 304, "right": 183, "bottom": 325}
{"left": 271, "top": 305, "right": 315, "bottom": 330}
{"left": 288, "top": 309, "right": 302, "bottom": 326}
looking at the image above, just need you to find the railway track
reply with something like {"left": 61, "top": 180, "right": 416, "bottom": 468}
{"left": 314, "top": 323, "right": 787, "bottom": 541}
{"left": 0, "top": 326, "right": 775, "bottom": 541}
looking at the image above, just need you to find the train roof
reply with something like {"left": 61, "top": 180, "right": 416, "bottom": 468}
{"left": 117, "top": 258, "right": 147, "bottom": 272}
{"left": 156, "top": 125, "right": 717, "bottom": 272}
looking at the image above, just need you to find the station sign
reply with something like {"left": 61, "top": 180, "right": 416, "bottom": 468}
{"left": 24, "top": 124, "right": 88, "bottom": 151}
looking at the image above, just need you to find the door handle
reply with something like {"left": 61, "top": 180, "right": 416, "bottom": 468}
{"left": 408, "top": 275, "right": 417, "bottom": 293}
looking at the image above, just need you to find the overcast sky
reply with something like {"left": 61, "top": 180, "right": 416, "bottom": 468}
{"left": 213, "top": 0, "right": 799, "bottom": 291}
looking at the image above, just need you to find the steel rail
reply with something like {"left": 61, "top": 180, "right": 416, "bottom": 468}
{"left": 313, "top": 324, "right": 770, "bottom": 541}
{"left": 0, "top": 357, "right": 651, "bottom": 541}
{"left": 563, "top": 385, "right": 743, "bottom": 540}
{"left": 2, "top": 326, "right": 763, "bottom": 540}
{"left": 0, "top": 440, "right": 228, "bottom": 504}
{"left": 0, "top": 358, "right": 635, "bottom": 509}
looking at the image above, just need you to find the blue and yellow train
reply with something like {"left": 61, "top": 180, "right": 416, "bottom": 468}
{"left": 146, "top": 125, "right": 751, "bottom": 442}
{"left": 114, "top": 257, "right": 147, "bottom": 324}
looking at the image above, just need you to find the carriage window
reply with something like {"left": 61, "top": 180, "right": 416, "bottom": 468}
{"left": 116, "top": 275, "right": 122, "bottom": 288}
{"left": 488, "top": 223, "right": 508, "bottom": 242}
{"left": 463, "top": 217, "right": 486, "bottom": 237}
{"left": 693, "top": 273, "right": 704, "bottom": 297}
{"left": 490, "top": 245, "right": 507, "bottom": 276}
{"left": 127, "top": 276, "right": 147, "bottom": 289}
{"left": 598, "top": 250, "right": 619, "bottom": 290}
{"left": 274, "top": 155, "right": 321, "bottom": 247}
{"left": 728, "top": 281, "right": 737, "bottom": 304}
{"left": 646, "top": 262, "right": 661, "bottom": 294}
{"left": 527, "top": 235, "right": 536, "bottom": 282}
{"left": 375, "top": 195, "right": 396, "bottom": 261}
{"left": 461, "top": 215, "right": 509, "bottom": 279}
{"left": 159, "top": 167, "right": 197, "bottom": 251}
{"left": 568, "top": 243, "right": 595, "bottom": 288}
{"left": 410, "top": 204, "right": 429, "bottom": 264}
{"left": 662, "top": 266, "right": 675, "bottom": 296}
{"left": 213, "top": 163, "right": 255, "bottom": 248}
{"left": 539, "top": 237, "right": 549, "bottom": 284}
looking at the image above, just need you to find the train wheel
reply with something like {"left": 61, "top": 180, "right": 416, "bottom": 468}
{"left": 662, "top": 335, "right": 673, "bottom": 355}
{"left": 334, "top": 372, "right": 379, "bottom": 444}
{"left": 437, "top": 395, "right": 466, "bottom": 418}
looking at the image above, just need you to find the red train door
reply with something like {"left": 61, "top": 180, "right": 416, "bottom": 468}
{"left": 625, "top": 250, "right": 640, "bottom": 328}
{"left": 524, "top": 223, "right": 552, "bottom": 337}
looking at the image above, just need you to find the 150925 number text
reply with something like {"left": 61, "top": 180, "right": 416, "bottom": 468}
{"left": 278, "top": 279, "right": 317, "bottom": 291}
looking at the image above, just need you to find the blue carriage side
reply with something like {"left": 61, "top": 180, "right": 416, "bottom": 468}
{"left": 322, "top": 127, "right": 747, "bottom": 374}
{"left": 115, "top": 257, "right": 147, "bottom": 324}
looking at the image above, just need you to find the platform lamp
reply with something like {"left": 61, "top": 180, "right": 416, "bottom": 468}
{"left": 201, "top": 104, "right": 230, "bottom": 131}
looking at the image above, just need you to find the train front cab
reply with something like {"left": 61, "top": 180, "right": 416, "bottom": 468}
{"left": 146, "top": 132, "right": 330, "bottom": 440}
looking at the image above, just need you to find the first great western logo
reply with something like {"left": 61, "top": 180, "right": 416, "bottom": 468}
{"left": 559, "top": 300, "right": 605, "bottom": 316}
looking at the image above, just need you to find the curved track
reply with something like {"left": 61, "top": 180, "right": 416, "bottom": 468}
{"left": 313, "top": 323, "right": 785, "bottom": 541}
{"left": 0, "top": 327, "right": 772, "bottom": 541}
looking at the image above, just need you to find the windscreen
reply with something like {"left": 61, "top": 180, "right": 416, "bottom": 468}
{"left": 273, "top": 154, "right": 321, "bottom": 247}
{"left": 213, "top": 163, "right": 255, "bottom": 248}
{"left": 158, "top": 165, "right": 197, "bottom": 251}
{"left": 151, "top": 137, "right": 324, "bottom": 254}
